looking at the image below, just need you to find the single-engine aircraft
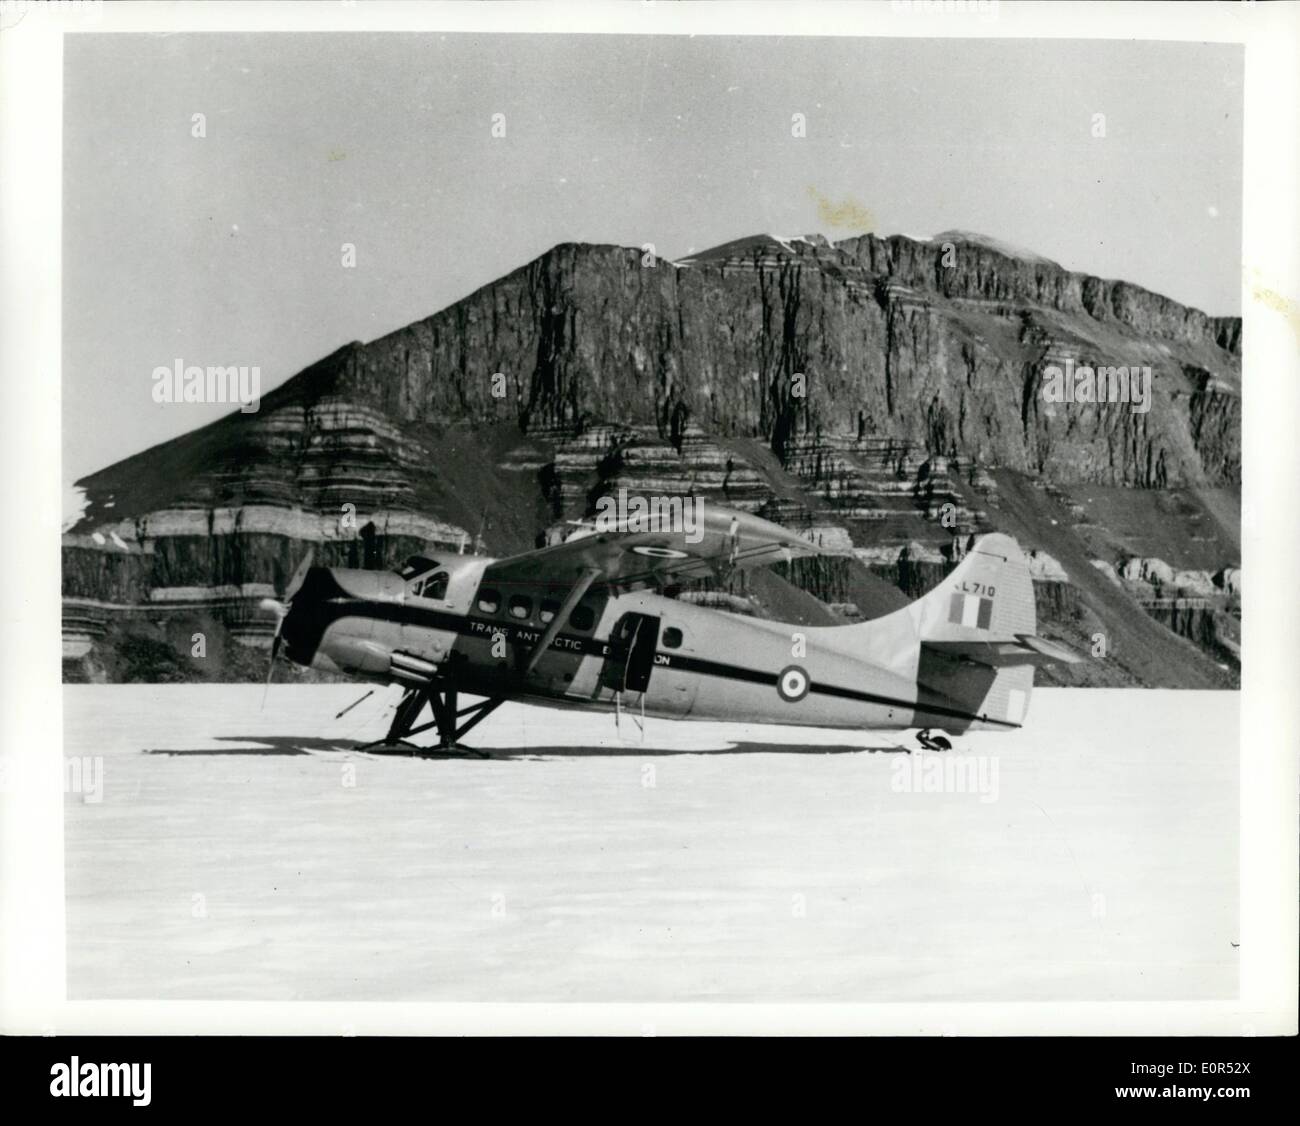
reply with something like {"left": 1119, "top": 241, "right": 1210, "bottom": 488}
{"left": 260, "top": 505, "right": 1080, "bottom": 755}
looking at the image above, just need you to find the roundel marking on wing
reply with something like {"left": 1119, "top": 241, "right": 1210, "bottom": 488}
{"left": 631, "top": 545, "right": 690, "bottom": 559}
{"left": 776, "top": 664, "right": 811, "bottom": 703}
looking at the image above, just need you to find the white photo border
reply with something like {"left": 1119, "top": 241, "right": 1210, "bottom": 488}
{"left": 1, "top": 0, "right": 1295, "bottom": 1037}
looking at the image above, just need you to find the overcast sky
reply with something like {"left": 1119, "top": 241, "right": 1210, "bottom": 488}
{"left": 64, "top": 33, "right": 1243, "bottom": 483}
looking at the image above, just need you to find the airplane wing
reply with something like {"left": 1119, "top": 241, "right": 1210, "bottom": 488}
{"left": 480, "top": 503, "right": 822, "bottom": 595}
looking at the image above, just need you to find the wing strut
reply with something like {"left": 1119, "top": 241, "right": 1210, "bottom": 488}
{"left": 524, "top": 566, "right": 601, "bottom": 675}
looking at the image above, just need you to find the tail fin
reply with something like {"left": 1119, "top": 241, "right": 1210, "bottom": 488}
{"left": 913, "top": 533, "right": 1036, "bottom": 646}
{"left": 879, "top": 533, "right": 1078, "bottom": 731}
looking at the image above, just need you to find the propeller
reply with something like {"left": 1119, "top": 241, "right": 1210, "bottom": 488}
{"left": 260, "top": 547, "right": 314, "bottom": 702}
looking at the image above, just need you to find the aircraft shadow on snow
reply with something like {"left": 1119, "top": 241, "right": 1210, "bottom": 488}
{"left": 142, "top": 734, "right": 911, "bottom": 759}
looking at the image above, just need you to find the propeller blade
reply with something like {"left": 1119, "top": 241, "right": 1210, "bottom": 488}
{"left": 284, "top": 548, "right": 315, "bottom": 601}
{"left": 263, "top": 547, "right": 312, "bottom": 709}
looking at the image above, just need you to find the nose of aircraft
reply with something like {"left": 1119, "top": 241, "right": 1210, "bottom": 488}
{"left": 278, "top": 566, "right": 333, "bottom": 667}
{"left": 277, "top": 566, "right": 401, "bottom": 669}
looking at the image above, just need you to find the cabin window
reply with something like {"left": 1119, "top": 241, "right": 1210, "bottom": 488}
{"left": 508, "top": 595, "right": 533, "bottom": 620}
{"left": 539, "top": 599, "right": 560, "bottom": 625}
{"left": 662, "top": 627, "right": 683, "bottom": 649}
{"left": 569, "top": 603, "right": 595, "bottom": 632}
{"left": 476, "top": 588, "right": 501, "bottom": 615}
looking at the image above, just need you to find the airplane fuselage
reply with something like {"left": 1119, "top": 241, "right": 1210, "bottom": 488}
{"left": 279, "top": 557, "right": 990, "bottom": 733}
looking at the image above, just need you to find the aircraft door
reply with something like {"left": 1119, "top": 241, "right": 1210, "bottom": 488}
{"left": 604, "top": 612, "right": 661, "bottom": 694}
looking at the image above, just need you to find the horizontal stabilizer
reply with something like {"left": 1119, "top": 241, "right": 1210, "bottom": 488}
{"left": 923, "top": 633, "right": 1084, "bottom": 668}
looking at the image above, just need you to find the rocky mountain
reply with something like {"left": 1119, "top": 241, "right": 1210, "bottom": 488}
{"left": 64, "top": 231, "right": 1241, "bottom": 688}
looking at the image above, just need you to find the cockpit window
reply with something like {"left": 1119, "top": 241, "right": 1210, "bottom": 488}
{"left": 412, "top": 571, "right": 449, "bottom": 600}
{"left": 397, "top": 556, "right": 440, "bottom": 580}
{"left": 476, "top": 588, "right": 501, "bottom": 615}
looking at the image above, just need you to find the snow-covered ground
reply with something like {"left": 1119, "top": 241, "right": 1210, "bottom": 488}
{"left": 63, "top": 685, "right": 1238, "bottom": 1002}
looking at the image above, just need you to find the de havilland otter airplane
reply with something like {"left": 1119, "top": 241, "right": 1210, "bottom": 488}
{"left": 261, "top": 505, "right": 1080, "bottom": 755}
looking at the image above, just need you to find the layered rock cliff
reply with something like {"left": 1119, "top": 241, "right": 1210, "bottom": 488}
{"left": 64, "top": 231, "right": 1241, "bottom": 688}
{"left": 318, "top": 231, "right": 1239, "bottom": 487}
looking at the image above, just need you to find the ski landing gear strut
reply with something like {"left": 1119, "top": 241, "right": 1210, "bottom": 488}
{"left": 359, "top": 683, "right": 503, "bottom": 757}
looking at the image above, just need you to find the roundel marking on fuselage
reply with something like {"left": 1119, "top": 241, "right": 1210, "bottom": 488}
{"left": 631, "top": 545, "right": 690, "bottom": 559}
{"left": 776, "top": 664, "right": 810, "bottom": 703}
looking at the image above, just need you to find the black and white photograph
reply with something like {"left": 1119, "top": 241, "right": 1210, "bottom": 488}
{"left": 1, "top": 0, "right": 1297, "bottom": 1101}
